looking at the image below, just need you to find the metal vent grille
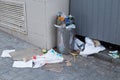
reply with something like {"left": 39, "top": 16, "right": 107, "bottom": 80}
{"left": 0, "top": 0, "right": 27, "bottom": 33}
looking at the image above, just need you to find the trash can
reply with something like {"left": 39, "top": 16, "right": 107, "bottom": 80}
{"left": 57, "top": 25, "right": 75, "bottom": 54}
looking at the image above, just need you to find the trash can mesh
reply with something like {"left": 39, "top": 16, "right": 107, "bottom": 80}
{"left": 57, "top": 27, "right": 74, "bottom": 54}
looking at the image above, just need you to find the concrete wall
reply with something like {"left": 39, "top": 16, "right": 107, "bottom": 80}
{"left": 0, "top": 0, "right": 69, "bottom": 49}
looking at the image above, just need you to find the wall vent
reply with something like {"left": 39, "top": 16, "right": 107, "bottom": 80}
{"left": 0, "top": 0, "right": 27, "bottom": 33}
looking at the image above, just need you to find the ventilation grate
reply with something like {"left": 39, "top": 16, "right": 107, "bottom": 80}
{"left": 0, "top": 0, "right": 27, "bottom": 33}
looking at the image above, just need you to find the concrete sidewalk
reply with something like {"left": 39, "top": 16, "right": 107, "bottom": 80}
{"left": 0, "top": 30, "right": 120, "bottom": 80}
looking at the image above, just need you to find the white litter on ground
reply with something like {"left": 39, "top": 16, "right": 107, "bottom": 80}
{"left": 80, "top": 37, "right": 106, "bottom": 57}
{"left": 37, "top": 49, "right": 64, "bottom": 63}
{"left": 13, "top": 60, "right": 33, "bottom": 68}
{"left": 32, "top": 49, "right": 64, "bottom": 68}
{"left": 12, "top": 49, "right": 64, "bottom": 68}
{"left": 1, "top": 50, "right": 15, "bottom": 58}
{"left": 33, "top": 60, "right": 45, "bottom": 68}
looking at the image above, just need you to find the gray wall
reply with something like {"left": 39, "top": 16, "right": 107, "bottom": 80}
{"left": 71, "top": 0, "right": 120, "bottom": 45}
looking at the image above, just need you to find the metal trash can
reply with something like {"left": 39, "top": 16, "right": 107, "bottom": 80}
{"left": 57, "top": 25, "right": 75, "bottom": 54}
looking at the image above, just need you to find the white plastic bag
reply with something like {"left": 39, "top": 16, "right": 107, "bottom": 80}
{"left": 80, "top": 37, "right": 106, "bottom": 57}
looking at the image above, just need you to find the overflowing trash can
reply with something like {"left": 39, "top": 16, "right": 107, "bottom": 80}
{"left": 55, "top": 12, "right": 76, "bottom": 54}
{"left": 56, "top": 25, "right": 75, "bottom": 54}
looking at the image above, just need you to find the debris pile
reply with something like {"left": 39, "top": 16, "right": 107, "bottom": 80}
{"left": 0, "top": 37, "right": 107, "bottom": 73}
{"left": 0, "top": 12, "right": 112, "bottom": 73}
{"left": 74, "top": 37, "right": 106, "bottom": 57}
{"left": 1, "top": 49, "right": 64, "bottom": 69}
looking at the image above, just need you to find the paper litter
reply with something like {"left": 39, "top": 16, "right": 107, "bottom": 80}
{"left": 13, "top": 60, "right": 33, "bottom": 68}
{"left": 1, "top": 50, "right": 15, "bottom": 58}
{"left": 37, "top": 49, "right": 64, "bottom": 63}
{"left": 12, "top": 49, "right": 64, "bottom": 68}
{"left": 33, "top": 61, "right": 45, "bottom": 68}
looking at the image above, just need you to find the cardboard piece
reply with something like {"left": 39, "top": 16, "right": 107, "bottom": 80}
{"left": 10, "top": 48, "right": 42, "bottom": 61}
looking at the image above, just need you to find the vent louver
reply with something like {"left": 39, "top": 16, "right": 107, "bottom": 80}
{"left": 0, "top": 0, "right": 27, "bottom": 33}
